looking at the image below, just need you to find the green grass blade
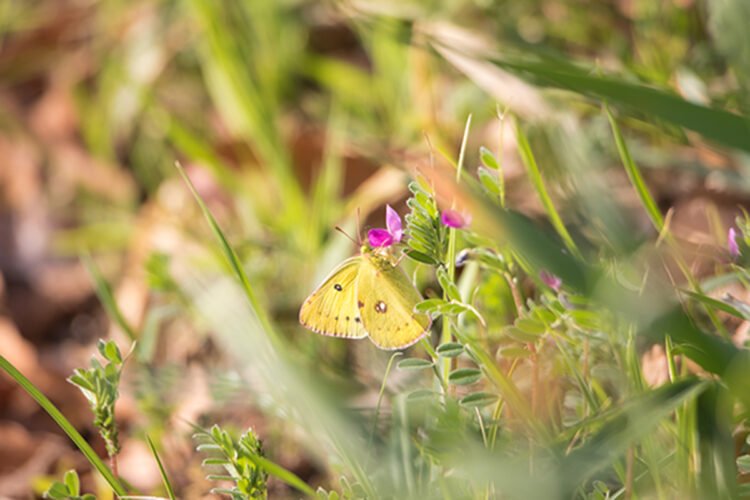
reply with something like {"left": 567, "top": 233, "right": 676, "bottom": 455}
{"left": 175, "top": 161, "right": 280, "bottom": 347}
{"left": 146, "top": 435, "right": 176, "bottom": 500}
{"left": 491, "top": 56, "right": 750, "bottom": 153}
{"left": 561, "top": 378, "right": 707, "bottom": 496}
{"left": 514, "top": 119, "right": 581, "bottom": 259}
{"left": 246, "top": 454, "right": 316, "bottom": 497}
{"left": 605, "top": 105, "right": 664, "bottom": 232}
{"left": 429, "top": 32, "right": 750, "bottom": 153}
{"left": 82, "top": 254, "right": 137, "bottom": 341}
{"left": 0, "top": 356, "right": 127, "bottom": 496}
{"left": 696, "top": 384, "right": 737, "bottom": 499}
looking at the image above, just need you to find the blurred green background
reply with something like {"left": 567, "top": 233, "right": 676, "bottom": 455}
{"left": 2, "top": 0, "right": 750, "bottom": 498}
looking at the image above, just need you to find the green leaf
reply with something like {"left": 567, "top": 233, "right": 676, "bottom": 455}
{"left": 404, "top": 248, "right": 438, "bottom": 265}
{"left": 397, "top": 358, "right": 434, "bottom": 370}
{"left": 479, "top": 146, "right": 500, "bottom": 169}
{"left": 448, "top": 368, "right": 483, "bottom": 385}
{"left": 43, "top": 482, "right": 70, "bottom": 499}
{"left": 63, "top": 469, "right": 80, "bottom": 495}
{"left": 437, "top": 267, "right": 462, "bottom": 302}
{"left": 68, "top": 374, "right": 95, "bottom": 393}
{"left": 502, "top": 325, "right": 541, "bottom": 343}
{"left": 568, "top": 310, "right": 603, "bottom": 331}
{"left": 460, "top": 392, "right": 499, "bottom": 408}
{"left": 415, "top": 298, "right": 447, "bottom": 314}
{"left": 98, "top": 340, "right": 123, "bottom": 365}
{"left": 202, "top": 458, "right": 231, "bottom": 466}
{"left": 515, "top": 318, "right": 547, "bottom": 335}
{"left": 407, "top": 389, "right": 437, "bottom": 401}
{"left": 531, "top": 307, "right": 556, "bottom": 325}
{"left": 684, "top": 290, "right": 750, "bottom": 320}
{"left": 436, "top": 342, "right": 464, "bottom": 358}
{"left": 478, "top": 166, "right": 502, "bottom": 197}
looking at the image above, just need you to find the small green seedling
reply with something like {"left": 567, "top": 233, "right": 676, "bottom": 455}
{"left": 68, "top": 339, "right": 127, "bottom": 468}
{"left": 43, "top": 470, "right": 95, "bottom": 500}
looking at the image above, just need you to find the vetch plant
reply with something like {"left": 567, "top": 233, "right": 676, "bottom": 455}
{"left": 195, "top": 425, "right": 268, "bottom": 499}
{"left": 68, "top": 339, "right": 127, "bottom": 476}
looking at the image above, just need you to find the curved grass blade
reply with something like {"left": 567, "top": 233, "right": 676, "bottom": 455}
{"left": 559, "top": 378, "right": 708, "bottom": 496}
{"left": 491, "top": 56, "right": 750, "bottom": 154}
{"left": 175, "top": 161, "right": 280, "bottom": 347}
{"left": 82, "top": 254, "right": 137, "bottom": 341}
{"left": 246, "top": 454, "right": 316, "bottom": 497}
{"left": 605, "top": 105, "right": 664, "bottom": 232}
{"left": 428, "top": 31, "right": 750, "bottom": 153}
{"left": 514, "top": 119, "right": 582, "bottom": 259}
{"left": 0, "top": 356, "right": 127, "bottom": 496}
{"left": 146, "top": 435, "right": 176, "bottom": 500}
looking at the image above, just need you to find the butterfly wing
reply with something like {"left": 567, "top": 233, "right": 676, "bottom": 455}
{"left": 357, "top": 255, "right": 431, "bottom": 350}
{"left": 299, "top": 257, "right": 368, "bottom": 338}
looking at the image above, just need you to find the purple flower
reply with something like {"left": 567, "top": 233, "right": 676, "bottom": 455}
{"left": 368, "top": 205, "right": 403, "bottom": 248}
{"left": 540, "top": 270, "right": 562, "bottom": 292}
{"left": 729, "top": 227, "right": 740, "bottom": 258}
{"left": 441, "top": 209, "right": 472, "bottom": 229}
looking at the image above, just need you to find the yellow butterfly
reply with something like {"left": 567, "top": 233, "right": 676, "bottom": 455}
{"left": 299, "top": 246, "right": 432, "bottom": 350}
{"left": 300, "top": 204, "right": 433, "bottom": 349}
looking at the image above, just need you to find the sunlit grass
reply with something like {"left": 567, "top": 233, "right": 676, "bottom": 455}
{"left": 2, "top": 1, "right": 750, "bottom": 498}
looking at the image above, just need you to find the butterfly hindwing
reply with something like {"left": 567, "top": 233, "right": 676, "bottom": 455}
{"left": 299, "top": 257, "right": 368, "bottom": 338}
{"left": 357, "top": 254, "right": 431, "bottom": 350}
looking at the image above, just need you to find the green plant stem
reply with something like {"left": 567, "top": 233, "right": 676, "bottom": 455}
{"left": 0, "top": 356, "right": 127, "bottom": 496}
{"left": 369, "top": 352, "right": 402, "bottom": 448}
{"left": 441, "top": 115, "right": 472, "bottom": 389}
{"left": 146, "top": 435, "right": 176, "bottom": 500}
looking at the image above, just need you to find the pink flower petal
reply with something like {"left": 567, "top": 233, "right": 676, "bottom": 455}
{"left": 385, "top": 205, "right": 403, "bottom": 243}
{"left": 729, "top": 227, "right": 740, "bottom": 258}
{"left": 540, "top": 270, "right": 562, "bottom": 292}
{"left": 368, "top": 228, "right": 394, "bottom": 248}
{"left": 441, "top": 209, "right": 471, "bottom": 229}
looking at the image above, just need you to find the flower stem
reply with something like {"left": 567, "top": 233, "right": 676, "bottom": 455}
{"left": 440, "top": 115, "right": 472, "bottom": 389}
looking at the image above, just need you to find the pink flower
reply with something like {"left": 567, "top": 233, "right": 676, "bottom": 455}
{"left": 441, "top": 209, "right": 472, "bottom": 229}
{"left": 540, "top": 270, "right": 562, "bottom": 292}
{"left": 729, "top": 227, "right": 740, "bottom": 258}
{"left": 368, "top": 205, "right": 403, "bottom": 248}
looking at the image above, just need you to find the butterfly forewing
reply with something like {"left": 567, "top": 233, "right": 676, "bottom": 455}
{"left": 299, "top": 257, "right": 368, "bottom": 338}
{"left": 357, "top": 255, "right": 432, "bottom": 350}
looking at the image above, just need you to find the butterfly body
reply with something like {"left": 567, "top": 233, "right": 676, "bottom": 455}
{"left": 299, "top": 248, "right": 431, "bottom": 350}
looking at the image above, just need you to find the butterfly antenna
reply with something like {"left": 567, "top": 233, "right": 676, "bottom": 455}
{"left": 335, "top": 226, "right": 358, "bottom": 245}
{"left": 356, "top": 207, "right": 362, "bottom": 246}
